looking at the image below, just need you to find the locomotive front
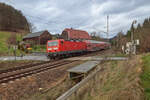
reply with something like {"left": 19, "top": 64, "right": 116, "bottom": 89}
{"left": 47, "top": 40, "right": 59, "bottom": 52}
{"left": 47, "top": 40, "right": 61, "bottom": 59}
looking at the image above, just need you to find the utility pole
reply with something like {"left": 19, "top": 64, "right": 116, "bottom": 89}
{"left": 131, "top": 23, "right": 134, "bottom": 43}
{"left": 131, "top": 20, "right": 137, "bottom": 42}
{"left": 131, "top": 20, "right": 137, "bottom": 55}
{"left": 93, "top": 15, "right": 110, "bottom": 40}
{"left": 107, "top": 15, "right": 109, "bottom": 40}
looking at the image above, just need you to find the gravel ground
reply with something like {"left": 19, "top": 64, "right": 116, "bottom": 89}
{"left": 0, "top": 55, "right": 49, "bottom": 61}
{"left": 0, "top": 60, "right": 84, "bottom": 100}
{"left": 0, "top": 49, "right": 116, "bottom": 100}
{"left": 0, "top": 60, "right": 42, "bottom": 70}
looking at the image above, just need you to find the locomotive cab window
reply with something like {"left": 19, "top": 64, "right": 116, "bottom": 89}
{"left": 61, "top": 41, "right": 64, "bottom": 44}
{"left": 48, "top": 41, "right": 58, "bottom": 46}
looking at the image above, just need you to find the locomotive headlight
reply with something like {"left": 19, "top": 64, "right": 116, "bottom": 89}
{"left": 53, "top": 48, "right": 58, "bottom": 50}
{"left": 48, "top": 48, "right": 52, "bottom": 50}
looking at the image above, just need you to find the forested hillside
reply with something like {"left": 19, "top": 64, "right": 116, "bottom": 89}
{"left": 0, "top": 3, "right": 30, "bottom": 32}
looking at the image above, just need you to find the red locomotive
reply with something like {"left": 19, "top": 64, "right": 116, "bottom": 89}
{"left": 47, "top": 39, "right": 87, "bottom": 59}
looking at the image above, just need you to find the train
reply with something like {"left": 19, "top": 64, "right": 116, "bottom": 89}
{"left": 46, "top": 28, "right": 111, "bottom": 59}
{"left": 46, "top": 39, "right": 110, "bottom": 59}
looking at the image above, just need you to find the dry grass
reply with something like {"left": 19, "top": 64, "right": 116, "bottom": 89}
{"left": 68, "top": 55, "right": 144, "bottom": 100}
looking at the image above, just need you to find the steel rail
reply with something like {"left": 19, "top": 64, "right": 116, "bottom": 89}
{"left": 0, "top": 60, "right": 78, "bottom": 84}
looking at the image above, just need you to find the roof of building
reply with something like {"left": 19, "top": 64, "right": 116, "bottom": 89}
{"left": 67, "top": 61, "right": 99, "bottom": 73}
{"left": 23, "top": 30, "right": 49, "bottom": 39}
{"left": 62, "top": 28, "right": 91, "bottom": 40}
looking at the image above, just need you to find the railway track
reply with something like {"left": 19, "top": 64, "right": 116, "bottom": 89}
{"left": 0, "top": 60, "right": 78, "bottom": 84}
{"left": 0, "top": 49, "right": 110, "bottom": 84}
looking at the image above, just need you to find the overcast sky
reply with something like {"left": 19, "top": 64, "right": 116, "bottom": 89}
{"left": 0, "top": 0, "right": 150, "bottom": 38}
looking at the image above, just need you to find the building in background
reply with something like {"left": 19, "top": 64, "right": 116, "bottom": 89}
{"left": 23, "top": 30, "right": 52, "bottom": 45}
{"left": 61, "top": 28, "right": 91, "bottom": 40}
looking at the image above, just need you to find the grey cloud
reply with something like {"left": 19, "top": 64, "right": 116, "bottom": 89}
{"left": 103, "top": 0, "right": 150, "bottom": 15}
{"left": 0, "top": 0, "right": 150, "bottom": 38}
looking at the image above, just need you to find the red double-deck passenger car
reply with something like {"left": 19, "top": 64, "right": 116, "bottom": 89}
{"left": 84, "top": 40, "right": 110, "bottom": 51}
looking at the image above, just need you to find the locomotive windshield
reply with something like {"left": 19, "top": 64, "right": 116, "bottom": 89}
{"left": 48, "top": 41, "right": 58, "bottom": 46}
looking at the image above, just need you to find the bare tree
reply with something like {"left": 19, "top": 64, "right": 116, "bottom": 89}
{"left": 28, "top": 22, "right": 36, "bottom": 33}
{"left": 7, "top": 33, "right": 17, "bottom": 45}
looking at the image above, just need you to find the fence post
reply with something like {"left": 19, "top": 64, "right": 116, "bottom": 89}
{"left": 74, "top": 91, "right": 78, "bottom": 100}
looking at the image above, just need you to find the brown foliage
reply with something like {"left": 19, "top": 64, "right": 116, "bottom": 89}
{"left": 0, "top": 3, "right": 30, "bottom": 32}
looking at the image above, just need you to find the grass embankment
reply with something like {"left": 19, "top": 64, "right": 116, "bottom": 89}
{"left": 71, "top": 55, "right": 144, "bottom": 100}
{"left": 0, "top": 31, "right": 47, "bottom": 55}
{"left": 75, "top": 54, "right": 150, "bottom": 100}
{"left": 0, "top": 31, "right": 22, "bottom": 56}
{"left": 141, "top": 54, "right": 150, "bottom": 100}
